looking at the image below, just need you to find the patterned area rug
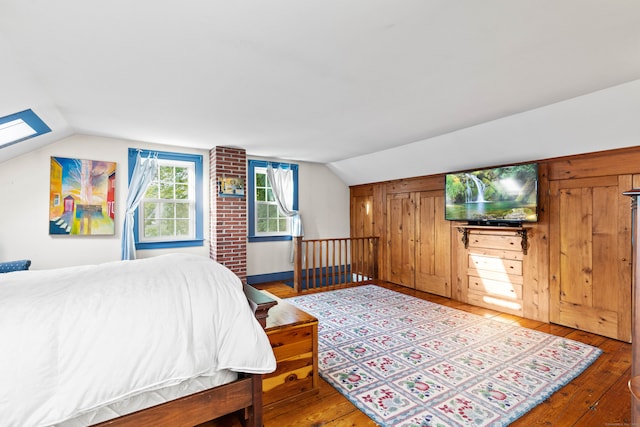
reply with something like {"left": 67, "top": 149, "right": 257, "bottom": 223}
{"left": 285, "top": 285, "right": 602, "bottom": 427}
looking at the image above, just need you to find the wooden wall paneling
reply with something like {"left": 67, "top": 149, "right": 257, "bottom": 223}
{"left": 547, "top": 146, "right": 640, "bottom": 181}
{"left": 350, "top": 184, "right": 386, "bottom": 280}
{"left": 373, "top": 184, "right": 386, "bottom": 280}
{"left": 617, "top": 174, "right": 633, "bottom": 342}
{"left": 434, "top": 193, "right": 452, "bottom": 297}
{"left": 349, "top": 149, "right": 637, "bottom": 335}
{"left": 349, "top": 184, "right": 373, "bottom": 198}
{"left": 450, "top": 223, "right": 468, "bottom": 302}
{"left": 522, "top": 162, "right": 550, "bottom": 323}
{"left": 520, "top": 223, "right": 549, "bottom": 322}
{"left": 548, "top": 185, "right": 559, "bottom": 315}
{"left": 385, "top": 175, "right": 444, "bottom": 194}
{"left": 350, "top": 190, "right": 373, "bottom": 238}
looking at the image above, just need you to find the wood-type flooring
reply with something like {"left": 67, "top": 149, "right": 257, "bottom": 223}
{"left": 203, "top": 281, "right": 632, "bottom": 427}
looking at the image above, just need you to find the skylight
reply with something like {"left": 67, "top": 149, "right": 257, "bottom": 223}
{"left": 0, "top": 109, "right": 51, "bottom": 149}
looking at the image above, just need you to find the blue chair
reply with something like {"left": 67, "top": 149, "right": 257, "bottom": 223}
{"left": 0, "top": 259, "right": 31, "bottom": 274}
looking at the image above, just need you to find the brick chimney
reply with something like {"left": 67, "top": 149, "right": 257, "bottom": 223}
{"left": 209, "top": 146, "right": 247, "bottom": 282}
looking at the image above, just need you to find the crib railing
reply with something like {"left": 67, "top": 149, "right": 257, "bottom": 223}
{"left": 293, "top": 236, "right": 379, "bottom": 293}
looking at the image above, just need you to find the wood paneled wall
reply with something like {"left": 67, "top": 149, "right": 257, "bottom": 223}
{"left": 350, "top": 146, "right": 640, "bottom": 340}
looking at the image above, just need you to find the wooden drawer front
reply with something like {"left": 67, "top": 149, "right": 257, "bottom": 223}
{"left": 468, "top": 275, "right": 523, "bottom": 300}
{"left": 468, "top": 233, "right": 521, "bottom": 251}
{"left": 468, "top": 247, "right": 522, "bottom": 261}
{"left": 468, "top": 254, "right": 522, "bottom": 276}
{"left": 268, "top": 325, "right": 313, "bottom": 361}
{"left": 467, "top": 268, "right": 523, "bottom": 285}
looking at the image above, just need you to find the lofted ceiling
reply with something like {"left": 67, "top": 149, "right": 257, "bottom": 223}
{"left": 1, "top": 0, "right": 639, "bottom": 172}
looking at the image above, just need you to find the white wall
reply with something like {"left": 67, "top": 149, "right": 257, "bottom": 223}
{"left": 0, "top": 138, "right": 351, "bottom": 275}
{"left": 0, "top": 134, "right": 210, "bottom": 270}
{"left": 329, "top": 79, "right": 640, "bottom": 186}
{"left": 246, "top": 157, "right": 351, "bottom": 277}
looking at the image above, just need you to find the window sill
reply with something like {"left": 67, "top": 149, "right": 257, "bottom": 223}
{"left": 248, "top": 235, "right": 292, "bottom": 243}
{"left": 135, "top": 239, "right": 204, "bottom": 250}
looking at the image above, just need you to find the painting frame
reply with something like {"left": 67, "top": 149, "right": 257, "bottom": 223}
{"left": 218, "top": 176, "right": 245, "bottom": 197}
{"left": 49, "top": 156, "right": 117, "bottom": 235}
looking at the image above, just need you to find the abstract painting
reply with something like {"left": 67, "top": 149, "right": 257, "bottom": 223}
{"left": 49, "top": 156, "right": 116, "bottom": 235}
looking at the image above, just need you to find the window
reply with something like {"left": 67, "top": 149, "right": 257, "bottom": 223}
{"left": 248, "top": 160, "right": 298, "bottom": 242}
{"left": 128, "top": 148, "right": 204, "bottom": 249}
{"left": 0, "top": 109, "right": 51, "bottom": 149}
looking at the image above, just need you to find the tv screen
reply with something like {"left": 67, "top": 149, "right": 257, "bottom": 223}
{"left": 445, "top": 163, "right": 538, "bottom": 225}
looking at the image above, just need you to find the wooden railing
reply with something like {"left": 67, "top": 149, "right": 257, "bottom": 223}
{"left": 293, "top": 236, "right": 379, "bottom": 293}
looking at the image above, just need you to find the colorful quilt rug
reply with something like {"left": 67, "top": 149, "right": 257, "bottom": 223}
{"left": 285, "top": 285, "right": 602, "bottom": 427}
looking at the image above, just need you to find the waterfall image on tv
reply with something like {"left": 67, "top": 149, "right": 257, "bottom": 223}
{"left": 445, "top": 163, "right": 538, "bottom": 224}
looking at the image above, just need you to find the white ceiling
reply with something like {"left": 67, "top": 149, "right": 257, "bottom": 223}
{"left": 1, "top": 0, "right": 639, "bottom": 168}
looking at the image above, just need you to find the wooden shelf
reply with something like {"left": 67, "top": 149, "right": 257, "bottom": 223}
{"left": 456, "top": 225, "right": 530, "bottom": 255}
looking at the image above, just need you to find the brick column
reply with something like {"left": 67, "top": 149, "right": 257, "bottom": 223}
{"left": 210, "top": 146, "right": 247, "bottom": 282}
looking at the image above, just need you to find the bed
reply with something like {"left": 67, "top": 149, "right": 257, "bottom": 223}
{"left": 0, "top": 253, "right": 277, "bottom": 427}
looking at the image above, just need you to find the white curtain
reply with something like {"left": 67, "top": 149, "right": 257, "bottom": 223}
{"left": 267, "top": 164, "right": 303, "bottom": 261}
{"left": 121, "top": 152, "right": 158, "bottom": 260}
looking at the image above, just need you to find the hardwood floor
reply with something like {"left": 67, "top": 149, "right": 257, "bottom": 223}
{"left": 209, "top": 281, "right": 632, "bottom": 426}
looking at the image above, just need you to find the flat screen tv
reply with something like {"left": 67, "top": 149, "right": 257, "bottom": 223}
{"left": 445, "top": 163, "right": 538, "bottom": 225}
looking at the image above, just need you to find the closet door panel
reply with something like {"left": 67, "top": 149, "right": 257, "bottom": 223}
{"left": 415, "top": 191, "right": 451, "bottom": 297}
{"left": 386, "top": 192, "right": 415, "bottom": 288}
{"left": 549, "top": 175, "right": 632, "bottom": 341}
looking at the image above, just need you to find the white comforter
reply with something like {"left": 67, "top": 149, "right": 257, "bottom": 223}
{"left": 0, "top": 254, "right": 276, "bottom": 427}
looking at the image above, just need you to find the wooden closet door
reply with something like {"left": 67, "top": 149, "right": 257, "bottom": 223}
{"left": 549, "top": 175, "right": 632, "bottom": 342}
{"left": 415, "top": 191, "right": 451, "bottom": 297}
{"left": 386, "top": 192, "right": 415, "bottom": 288}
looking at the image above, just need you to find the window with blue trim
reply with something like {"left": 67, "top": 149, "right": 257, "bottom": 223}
{"left": 128, "top": 148, "right": 204, "bottom": 250}
{"left": 248, "top": 160, "right": 298, "bottom": 242}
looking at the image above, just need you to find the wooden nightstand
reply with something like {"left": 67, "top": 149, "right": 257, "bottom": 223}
{"left": 260, "top": 292, "right": 319, "bottom": 408}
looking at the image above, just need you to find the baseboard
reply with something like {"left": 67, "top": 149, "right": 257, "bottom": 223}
{"left": 246, "top": 270, "right": 294, "bottom": 286}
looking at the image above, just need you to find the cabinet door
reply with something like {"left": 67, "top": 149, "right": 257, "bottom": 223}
{"left": 549, "top": 175, "right": 632, "bottom": 342}
{"left": 415, "top": 191, "right": 451, "bottom": 297}
{"left": 386, "top": 192, "right": 415, "bottom": 287}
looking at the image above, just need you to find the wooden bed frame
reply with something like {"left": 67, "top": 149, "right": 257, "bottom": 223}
{"left": 93, "top": 285, "right": 278, "bottom": 427}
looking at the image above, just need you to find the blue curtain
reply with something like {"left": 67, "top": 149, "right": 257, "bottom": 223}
{"left": 121, "top": 152, "right": 158, "bottom": 260}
